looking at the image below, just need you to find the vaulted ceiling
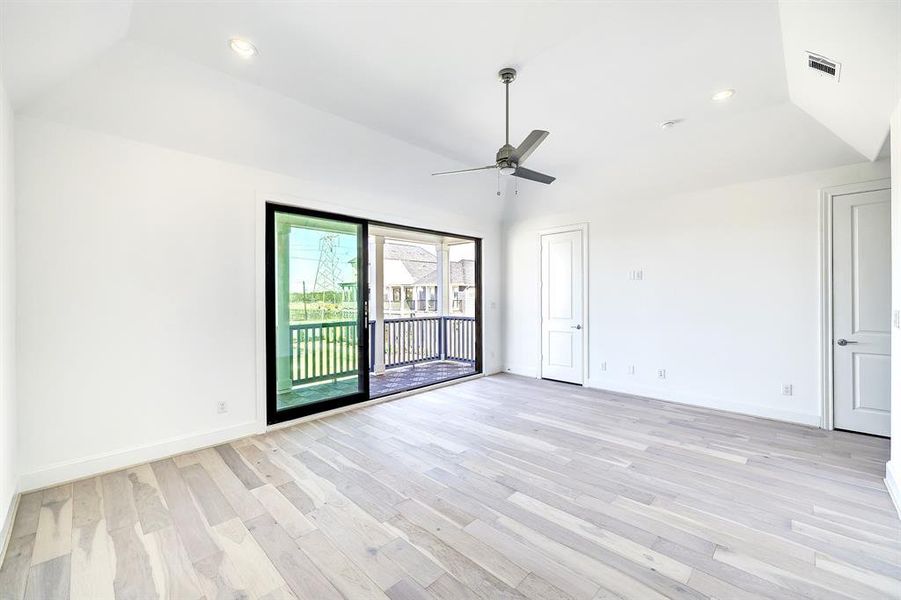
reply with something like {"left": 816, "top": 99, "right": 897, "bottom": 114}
{"left": 2, "top": 1, "right": 898, "bottom": 208}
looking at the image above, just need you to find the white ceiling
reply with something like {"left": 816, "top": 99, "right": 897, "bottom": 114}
{"left": 1, "top": 1, "right": 898, "bottom": 205}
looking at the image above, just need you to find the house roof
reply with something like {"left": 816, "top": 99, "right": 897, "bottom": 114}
{"left": 411, "top": 259, "right": 474, "bottom": 286}
{"left": 344, "top": 242, "right": 474, "bottom": 286}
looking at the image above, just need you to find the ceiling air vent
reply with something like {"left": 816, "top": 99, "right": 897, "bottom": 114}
{"left": 806, "top": 52, "right": 841, "bottom": 81}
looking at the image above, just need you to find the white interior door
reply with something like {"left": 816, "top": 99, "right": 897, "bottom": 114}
{"left": 541, "top": 229, "right": 584, "bottom": 384}
{"left": 832, "top": 187, "right": 891, "bottom": 436}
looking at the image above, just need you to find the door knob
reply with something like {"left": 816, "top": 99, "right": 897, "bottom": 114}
{"left": 571, "top": 325, "right": 582, "bottom": 330}
{"left": 836, "top": 339, "right": 858, "bottom": 346}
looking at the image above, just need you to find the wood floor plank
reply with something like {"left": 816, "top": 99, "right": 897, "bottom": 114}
{"left": 237, "top": 443, "right": 294, "bottom": 487}
{"left": 69, "top": 519, "right": 115, "bottom": 600}
{"left": 24, "top": 554, "right": 70, "bottom": 600}
{"left": 126, "top": 464, "right": 172, "bottom": 534}
{"left": 150, "top": 458, "right": 220, "bottom": 563}
{"left": 251, "top": 484, "right": 315, "bottom": 538}
{"left": 379, "top": 537, "right": 446, "bottom": 589}
{"left": 209, "top": 517, "right": 287, "bottom": 599}
{"left": 31, "top": 485, "right": 73, "bottom": 566}
{"left": 192, "top": 550, "right": 249, "bottom": 600}
{"left": 1, "top": 375, "right": 896, "bottom": 600}
{"left": 295, "top": 528, "right": 390, "bottom": 600}
{"left": 193, "top": 447, "right": 267, "bottom": 522}
{"left": 244, "top": 513, "right": 343, "bottom": 600}
{"left": 108, "top": 523, "right": 158, "bottom": 600}
{"left": 144, "top": 525, "right": 204, "bottom": 600}
{"left": 100, "top": 472, "right": 138, "bottom": 532}
{"left": 9, "top": 493, "right": 42, "bottom": 541}
{"left": 180, "top": 463, "right": 237, "bottom": 526}
{"left": 0, "top": 534, "right": 35, "bottom": 600}
{"left": 215, "top": 444, "right": 265, "bottom": 490}
{"left": 385, "top": 578, "right": 433, "bottom": 600}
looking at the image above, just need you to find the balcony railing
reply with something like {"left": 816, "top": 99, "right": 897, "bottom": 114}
{"left": 288, "top": 316, "right": 476, "bottom": 386}
{"left": 289, "top": 321, "right": 360, "bottom": 386}
{"left": 374, "top": 316, "right": 475, "bottom": 370}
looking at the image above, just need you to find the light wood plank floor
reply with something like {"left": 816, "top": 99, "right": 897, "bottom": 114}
{"left": 2, "top": 374, "right": 899, "bottom": 599}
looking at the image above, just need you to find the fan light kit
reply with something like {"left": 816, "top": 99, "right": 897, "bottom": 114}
{"left": 711, "top": 88, "right": 735, "bottom": 102}
{"left": 432, "top": 67, "right": 555, "bottom": 185}
{"left": 229, "top": 38, "right": 258, "bottom": 58}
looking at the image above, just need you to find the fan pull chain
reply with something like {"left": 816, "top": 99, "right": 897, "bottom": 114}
{"left": 497, "top": 170, "right": 501, "bottom": 196}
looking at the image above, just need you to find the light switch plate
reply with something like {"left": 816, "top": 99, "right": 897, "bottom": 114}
{"left": 781, "top": 384, "right": 793, "bottom": 396}
{"left": 894, "top": 309, "right": 900, "bottom": 329}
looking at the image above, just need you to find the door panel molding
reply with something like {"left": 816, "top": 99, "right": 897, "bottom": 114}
{"left": 819, "top": 178, "right": 891, "bottom": 433}
{"left": 538, "top": 223, "right": 589, "bottom": 385}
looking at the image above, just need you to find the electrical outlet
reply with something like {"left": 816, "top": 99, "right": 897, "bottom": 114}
{"left": 600, "top": 361, "right": 607, "bottom": 372}
{"left": 627, "top": 365, "right": 636, "bottom": 375}
{"left": 657, "top": 369, "right": 666, "bottom": 379}
{"left": 217, "top": 401, "right": 228, "bottom": 414}
{"left": 781, "top": 384, "right": 793, "bottom": 396}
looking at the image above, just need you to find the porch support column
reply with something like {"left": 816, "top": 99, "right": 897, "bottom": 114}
{"left": 373, "top": 235, "right": 386, "bottom": 374}
{"left": 436, "top": 240, "right": 450, "bottom": 359}
{"left": 276, "top": 221, "right": 293, "bottom": 393}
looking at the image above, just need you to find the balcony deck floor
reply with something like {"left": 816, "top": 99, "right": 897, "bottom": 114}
{"left": 276, "top": 360, "right": 476, "bottom": 411}
{"left": 370, "top": 360, "right": 476, "bottom": 399}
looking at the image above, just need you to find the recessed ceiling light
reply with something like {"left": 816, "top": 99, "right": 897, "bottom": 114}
{"left": 711, "top": 89, "right": 735, "bottom": 102}
{"left": 229, "top": 38, "right": 258, "bottom": 58}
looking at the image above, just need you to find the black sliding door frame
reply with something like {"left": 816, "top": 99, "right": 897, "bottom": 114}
{"left": 266, "top": 203, "right": 483, "bottom": 426}
{"left": 367, "top": 219, "right": 483, "bottom": 381}
{"left": 266, "top": 202, "right": 370, "bottom": 425}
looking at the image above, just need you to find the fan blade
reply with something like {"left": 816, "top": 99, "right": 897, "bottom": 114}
{"left": 511, "top": 130, "right": 549, "bottom": 164}
{"left": 431, "top": 165, "right": 497, "bottom": 176}
{"left": 512, "top": 166, "right": 555, "bottom": 184}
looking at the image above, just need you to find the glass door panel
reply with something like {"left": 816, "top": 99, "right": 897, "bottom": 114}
{"left": 267, "top": 205, "right": 368, "bottom": 424}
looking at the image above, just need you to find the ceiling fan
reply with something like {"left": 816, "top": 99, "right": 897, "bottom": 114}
{"left": 432, "top": 68, "right": 555, "bottom": 185}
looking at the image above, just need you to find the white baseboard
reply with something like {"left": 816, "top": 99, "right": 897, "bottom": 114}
{"left": 18, "top": 420, "right": 261, "bottom": 493}
{"left": 0, "top": 482, "right": 20, "bottom": 570}
{"left": 503, "top": 364, "right": 539, "bottom": 379}
{"left": 885, "top": 461, "right": 901, "bottom": 519}
{"left": 585, "top": 378, "right": 821, "bottom": 427}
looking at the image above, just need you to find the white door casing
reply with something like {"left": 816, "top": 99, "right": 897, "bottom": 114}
{"left": 541, "top": 229, "right": 584, "bottom": 384}
{"left": 832, "top": 187, "right": 891, "bottom": 436}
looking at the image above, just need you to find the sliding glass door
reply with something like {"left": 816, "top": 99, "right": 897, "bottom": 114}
{"left": 266, "top": 204, "right": 369, "bottom": 424}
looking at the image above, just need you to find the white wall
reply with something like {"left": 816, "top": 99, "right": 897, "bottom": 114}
{"left": 0, "top": 79, "right": 17, "bottom": 534}
{"left": 15, "top": 116, "right": 504, "bottom": 490}
{"left": 888, "top": 101, "right": 901, "bottom": 512}
{"left": 505, "top": 160, "right": 890, "bottom": 426}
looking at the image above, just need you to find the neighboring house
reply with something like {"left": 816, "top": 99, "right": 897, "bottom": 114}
{"left": 341, "top": 243, "right": 476, "bottom": 318}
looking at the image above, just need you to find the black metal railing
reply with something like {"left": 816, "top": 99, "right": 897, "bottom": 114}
{"left": 383, "top": 316, "right": 442, "bottom": 368}
{"left": 290, "top": 316, "right": 476, "bottom": 385}
{"left": 444, "top": 316, "right": 476, "bottom": 363}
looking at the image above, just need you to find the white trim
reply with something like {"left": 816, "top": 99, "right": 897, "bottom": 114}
{"left": 0, "top": 481, "right": 21, "bottom": 569}
{"left": 586, "top": 378, "right": 821, "bottom": 427}
{"left": 537, "top": 223, "right": 589, "bottom": 385}
{"left": 885, "top": 461, "right": 901, "bottom": 519}
{"left": 18, "top": 420, "right": 260, "bottom": 493}
{"left": 818, "top": 178, "right": 891, "bottom": 430}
